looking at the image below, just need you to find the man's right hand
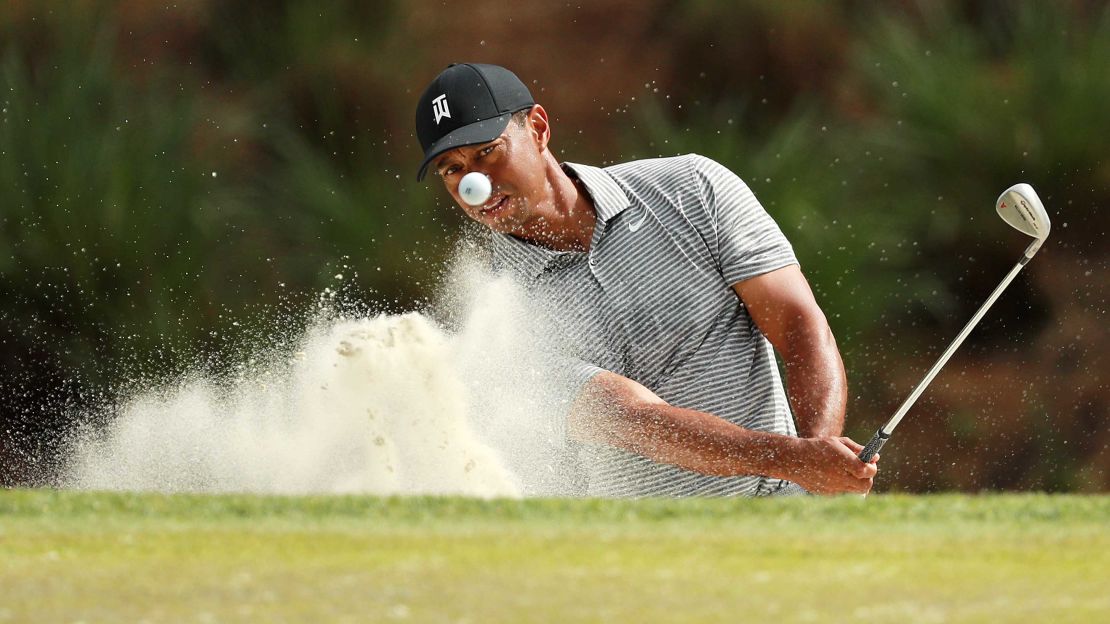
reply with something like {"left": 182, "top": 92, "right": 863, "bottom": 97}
{"left": 782, "top": 436, "right": 878, "bottom": 495}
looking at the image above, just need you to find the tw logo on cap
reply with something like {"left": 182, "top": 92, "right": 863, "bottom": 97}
{"left": 432, "top": 94, "right": 451, "bottom": 125}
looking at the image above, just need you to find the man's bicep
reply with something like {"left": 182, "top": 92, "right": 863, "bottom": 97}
{"left": 567, "top": 371, "right": 665, "bottom": 444}
{"left": 731, "top": 265, "right": 829, "bottom": 348}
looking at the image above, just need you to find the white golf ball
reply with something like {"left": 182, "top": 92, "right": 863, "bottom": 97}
{"left": 458, "top": 172, "right": 492, "bottom": 207}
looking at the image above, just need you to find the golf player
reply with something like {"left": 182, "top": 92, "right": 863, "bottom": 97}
{"left": 414, "top": 63, "right": 879, "bottom": 496}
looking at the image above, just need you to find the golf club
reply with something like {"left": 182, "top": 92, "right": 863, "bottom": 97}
{"left": 858, "top": 183, "right": 1052, "bottom": 463}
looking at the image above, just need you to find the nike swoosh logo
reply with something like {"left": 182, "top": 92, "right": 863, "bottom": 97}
{"left": 627, "top": 209, "right": 648, "bottom": 232}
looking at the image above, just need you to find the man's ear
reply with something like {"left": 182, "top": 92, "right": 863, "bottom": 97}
{"left": 526, "top": 104, "right": 551, "bottom": 152}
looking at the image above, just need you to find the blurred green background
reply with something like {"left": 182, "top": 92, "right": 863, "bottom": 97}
{"left": 1, "top": 0, "right": 1106, "bottom": 491}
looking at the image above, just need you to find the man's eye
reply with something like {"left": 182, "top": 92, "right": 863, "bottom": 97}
{"left": 442, "top": 165, "right": 460, "bottom": 176}
{"left": 479, "top": 145, "right": 496, "bottom": 157}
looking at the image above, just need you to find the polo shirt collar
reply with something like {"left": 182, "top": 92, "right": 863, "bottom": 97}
{"left": 490, "top": 161, "right": 631, "bottom": 279}
{"left": 563, "top": 161, "right": 631, "bottom": 224}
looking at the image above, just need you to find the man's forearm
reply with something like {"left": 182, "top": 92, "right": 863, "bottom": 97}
{"left": 568, "top": 371, "right": 876, "bottom": 494}
{"left": 570, "top": 374, "right": 803, "bottom": 478}
{"left": 780, "top": 321, "right": 847, "bottom": 438}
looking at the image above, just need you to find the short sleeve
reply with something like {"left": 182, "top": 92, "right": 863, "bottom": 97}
{"left": 545, "top": 356, "right": 606, "bottom": 441}
{"left": 691, "top": 155, "right": 798, "bottom": 285}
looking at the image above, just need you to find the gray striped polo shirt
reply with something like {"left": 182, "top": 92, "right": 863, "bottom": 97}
{"left": 489, "top": 153, "right": 800, "bottom": 497}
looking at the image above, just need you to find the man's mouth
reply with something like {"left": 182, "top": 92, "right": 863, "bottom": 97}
{"left": 479, "top": 194, "right": 509, "bottom": 215}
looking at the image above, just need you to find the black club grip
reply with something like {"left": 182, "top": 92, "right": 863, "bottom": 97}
{"left": 858, "top": 429, "right": 890, "bottom": 463}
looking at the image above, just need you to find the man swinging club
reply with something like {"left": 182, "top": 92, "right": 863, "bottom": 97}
{"left": 414, "top": 63, "right": 878, "bottom": 496}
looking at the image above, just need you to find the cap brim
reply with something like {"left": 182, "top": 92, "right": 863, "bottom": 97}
{"left": 416, "top": 114, "right": 512, "bottom": 181}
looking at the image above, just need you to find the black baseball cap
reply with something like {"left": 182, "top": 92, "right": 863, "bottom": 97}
{"left": 414, "top": 63, "right": 535, "bottom": 181}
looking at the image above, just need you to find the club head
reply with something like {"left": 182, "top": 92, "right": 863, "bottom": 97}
{"left": 996, "top": 183, "right": 1051, "bottom": 258}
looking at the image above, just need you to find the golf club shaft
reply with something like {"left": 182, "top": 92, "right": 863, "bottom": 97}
{"left": 858, "top": 254, "right": 1031, "bottom": 462}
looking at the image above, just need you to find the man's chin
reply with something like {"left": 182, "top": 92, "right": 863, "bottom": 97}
{"left": 483, "top": 210, "right": 527, "bottom": 233}
{"left": 486, "top": 218, "right": 524, "bottom": 236}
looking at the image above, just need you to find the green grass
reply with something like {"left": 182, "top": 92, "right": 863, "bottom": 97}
{"left": 2, "top": 491, "right": 1108, "bottom": 623}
